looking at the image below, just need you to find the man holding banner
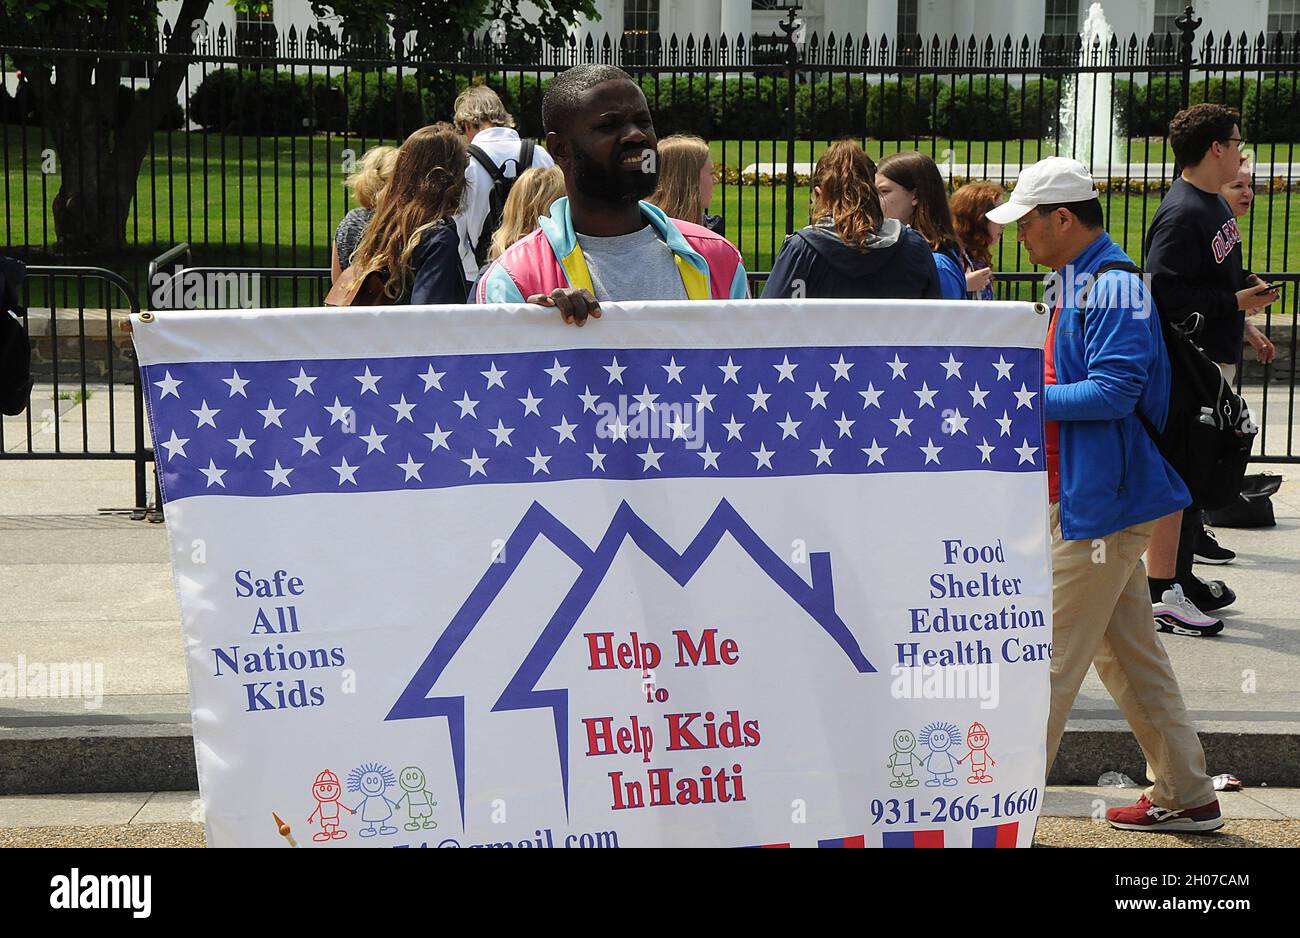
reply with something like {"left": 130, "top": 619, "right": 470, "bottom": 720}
{"left": 474, "top": 65, "right": 748, "bottom": 314}
{"left": 989, "top": 158, "right": 1223, "bottom": 834}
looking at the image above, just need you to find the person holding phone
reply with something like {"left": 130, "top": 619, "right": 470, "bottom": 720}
{"left": 1143, "top": 104, "right": 1277, "bottom": 631}
{"left": 1222, "top": 158, "right": 1277, "bottom": 367}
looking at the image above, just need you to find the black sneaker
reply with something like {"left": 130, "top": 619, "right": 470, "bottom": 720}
{"left": 1180, "top": 574, "right": 1236, "bottom": 612}
{"left": 1194, "top": 527, "right": 1236, "bottom": 565}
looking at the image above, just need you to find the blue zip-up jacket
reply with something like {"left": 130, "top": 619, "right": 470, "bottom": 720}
{"left": 933, "top": 246, "right": 967, "bottom": 300}
{"left": 1047, "top": 232, "right": 1190, "bottom": 540}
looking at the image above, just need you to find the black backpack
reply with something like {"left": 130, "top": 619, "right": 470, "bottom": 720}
{"left": 1, "top": 256, "right": 33, "bottom": 416}
{"left": 467, "top": 139, "right": 536, "bottom": 268}
{"left": 1082, "top": 261, "right": 1255, "bottom": 510}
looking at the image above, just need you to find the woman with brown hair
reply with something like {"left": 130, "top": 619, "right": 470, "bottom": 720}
{"left": 646, "top": 134, "right": 723, "bottom": 234}
{"left": 876, "top": 151, "right": 967, "bottom": 299}
{"left": 488, "top": 166, "right": 566, "bottom": 261}
{"left": 949, "top": 181, "right": 1006, "bottom": 300}
{"left": 348, "top": 123, "right": 469, "bottom": 305}
{"left": 761, "top": 139, "right": 941, "bottom": 300}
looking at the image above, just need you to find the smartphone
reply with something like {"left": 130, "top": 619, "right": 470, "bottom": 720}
{"left": 1254, "top": 283, "right": 1278, "bottom": 296}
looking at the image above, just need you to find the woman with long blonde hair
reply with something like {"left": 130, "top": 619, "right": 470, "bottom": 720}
{"left": 647, "top": 134, "right": 722, "bottom": 233}
{"left": 331, "top": 145, "right": 399, "bottom": 283}
{"left": 761, "top": 139, "right": 941, "bottom": 299}
{"left": 489, "top": 166, "right": 566, "bottom": 260}
{"left": 349, "top": 123, "right": 469, "bottom": 304}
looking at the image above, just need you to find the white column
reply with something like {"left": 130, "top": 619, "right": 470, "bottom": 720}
{"left": 865, "top": 0, "right": 898, "bottom": 44}
{"left": 719, "top": 0, "right": 752, "bottom": 43}
{"left": 824, "top": 0, "right": 872, "bottom": 43}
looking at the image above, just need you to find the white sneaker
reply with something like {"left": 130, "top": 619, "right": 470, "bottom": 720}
{"left": 1153, "top": 584, "right": 1224, "bottom": 637}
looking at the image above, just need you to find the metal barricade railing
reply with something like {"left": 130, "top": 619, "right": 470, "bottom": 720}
{"left": 0, "top": 265, "right": 151, "bottom": 510}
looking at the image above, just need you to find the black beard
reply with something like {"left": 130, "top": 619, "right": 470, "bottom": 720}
{"left": 572, "top": 143, "right": 658, "bottom": 205}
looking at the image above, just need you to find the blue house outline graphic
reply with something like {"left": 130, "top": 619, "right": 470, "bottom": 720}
{"left": 386, "top": 498, "right": 876, "bottom": 826}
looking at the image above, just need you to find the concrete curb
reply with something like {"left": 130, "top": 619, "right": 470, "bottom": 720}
{"left": 2, "top": 725, "right": 1298, "bottom": 795}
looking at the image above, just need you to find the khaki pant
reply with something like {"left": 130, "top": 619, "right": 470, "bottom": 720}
{"left": 1045, "top": 504, "right": 1215, "bottom": 809}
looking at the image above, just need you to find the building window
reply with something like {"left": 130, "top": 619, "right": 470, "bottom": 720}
{"left": 1268, "top": 0, "right": 1300, "bottom": 34}
{"left": 1043, "top": 0, "right": 1080, "bottom": 36}
{"left": 897, "top": 0, "right": 920, "bottom": 52}
{"left": 1153, "top": 0, "right": 1184, "bottom": 35}
{"left": 235, "top": 1, "right": 276, "bottom": 58}
{"left": 625, "top": 0, "right": 659, "bottom": 36}
{"left": 624, "top": 0, "right": 659, "bottom": 63}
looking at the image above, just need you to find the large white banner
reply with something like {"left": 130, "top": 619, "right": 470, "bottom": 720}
{"left": 134, "top": 298, "right": 1051, "bottom": 849}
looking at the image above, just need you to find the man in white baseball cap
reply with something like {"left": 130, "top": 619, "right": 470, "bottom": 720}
{"left": 986, "top": 156, "right": 1099, "bottom": 225}
{"left": 995, "top": 157, "right": 1224, "bottom": 835}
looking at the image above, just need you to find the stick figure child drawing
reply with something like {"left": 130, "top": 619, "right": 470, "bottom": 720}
{"left": 347, "top": 762, "right": 399, "bottom": 837}
{"left": 886, "top": 729, "right": 923, "bottom": 788}
{"left": 307, "top": 768, "right": 354, "bottom": 841}
{"left": 918, "top": 720, "right": 961, "bottom": 787}
{"left": 959, "top": 721, "right": 997, "bottom": 783}
{"left": 395, "top": 766, "right": 438, "bottom": 831}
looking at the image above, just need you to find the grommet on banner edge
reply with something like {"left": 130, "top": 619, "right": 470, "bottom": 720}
{"left": 1033, "top": 303, "right": 1047, "bottom": 316}
{"left": 138, "top": 311, "right": 156, "bottom": 323}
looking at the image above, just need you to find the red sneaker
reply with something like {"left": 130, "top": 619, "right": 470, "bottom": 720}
{"left": 1106, "top": 796, "right": 1224, "bottom": 833}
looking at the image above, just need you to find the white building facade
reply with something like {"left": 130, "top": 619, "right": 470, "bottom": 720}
{"left": 158, "top": 1, "right": 1300, "bottom": 51}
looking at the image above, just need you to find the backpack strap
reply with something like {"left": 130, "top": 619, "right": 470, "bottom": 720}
{"left": 1073, "top": 260, "right": 1163, "bottom": 437}
{"left": 467, "top": 144, "right": 508, "bottom": 186}
{"left": 517, "top": 138, "right": 535, "bottom": 173}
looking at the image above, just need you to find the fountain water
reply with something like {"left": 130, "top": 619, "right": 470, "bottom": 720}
{"left": 1058, "top": 2, "right": 1127, "bottom": 174}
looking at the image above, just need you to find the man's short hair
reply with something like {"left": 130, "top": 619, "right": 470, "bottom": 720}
{"left": 453, "top": 85, "right": 515, "bottom": 131}
{"left": 1036, "top": 198, "right": 1105, "bottom": 229}
{"left": 542, "top": 64, "right": 637, "bottom": 135}
{"left": 1169, "top": 103, "right": 1240, "bottom": 167}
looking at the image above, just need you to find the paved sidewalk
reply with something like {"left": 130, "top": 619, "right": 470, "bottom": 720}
{"left": 2, "top": 787, "right": 1298, "bottom": 848}
{"left": 2, "top": 389, "right": 1298, "bottom": 792}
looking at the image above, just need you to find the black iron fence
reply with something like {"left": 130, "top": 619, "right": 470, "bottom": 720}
{"left": 7, "top": 10, "right": 1300, "bottom": 282}
{"left": 2, "top": 5, "right": 1299, "bottom": 493}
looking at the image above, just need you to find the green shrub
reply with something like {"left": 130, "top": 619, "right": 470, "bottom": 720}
{"left": 933, "top": 78, "right": 1016, "bottom": 138}
{"left": 188, "top": 68, "right": 243, "bottom": 131}
{"left": 1245, "top": 76, "right": 1300, "bottom": 142}
{"left": 865, "top": 78, "right": 936, "bottom": 139}
{"left": 1013, "top": 78, "right": 1061, "bottom": 138}
{"left": 797, "top": 76, "right": 868, "bottom": 139}
{"left": 340, "top": 71, "right": 429, "bottom": 138}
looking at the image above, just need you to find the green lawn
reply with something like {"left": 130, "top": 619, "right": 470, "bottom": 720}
{"left": 6, "top": 129, "right": 1300, "bottom": 300}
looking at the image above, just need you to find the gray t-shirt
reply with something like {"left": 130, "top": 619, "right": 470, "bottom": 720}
{"left": 574, "top": 225, "right": 688, "bottom": 302}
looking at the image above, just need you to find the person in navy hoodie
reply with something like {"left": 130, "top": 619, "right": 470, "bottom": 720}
{"left": 987, "top": 157, "right": 1223, "bottom": 834}
{"left": 876, "top": 151, "right": 966, "bottom": 300}
{"left": 761, "top": 140, "right": 941, "bottom": 300}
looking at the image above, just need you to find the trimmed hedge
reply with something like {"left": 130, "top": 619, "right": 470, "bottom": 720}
{"left": 184, "top": 68, "right": 1298, "bottom": 145}
{"left": 189, "top": 68, "right": 339, "bottom": 134}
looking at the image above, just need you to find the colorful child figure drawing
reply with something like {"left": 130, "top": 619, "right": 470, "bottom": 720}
{"left": 395, "top": 766, "right": 438, "bottom": 831}
{"left": 918, "top": 720, "right": 961, "bottom": 787}
{"left": 886, "top": 729, "right": 923, "bottom": 788}
{"left": 347, "top": 762, "right": 399, "bottom": 837}
{"left": 959, "top": 721, "right": 997, "bottom": 783}
{"left": 307, "top": 768, "right": 354, "bottom": 841}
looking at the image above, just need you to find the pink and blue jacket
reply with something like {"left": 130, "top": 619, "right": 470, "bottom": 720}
{"left": 473, "top": 197, "right": 749, "bottom": 304}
